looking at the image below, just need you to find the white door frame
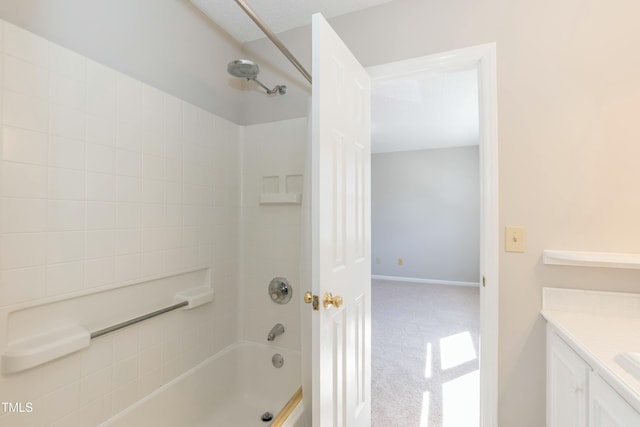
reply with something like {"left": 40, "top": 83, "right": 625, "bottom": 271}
{"left": 366, "top": 43, "right": 499, "bottom": 427}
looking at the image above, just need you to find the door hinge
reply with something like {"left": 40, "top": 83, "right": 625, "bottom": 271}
{"left": 482, "top": 276, "right": 486, "bottom": 287}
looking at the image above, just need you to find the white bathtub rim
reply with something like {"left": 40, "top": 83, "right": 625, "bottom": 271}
{"left": 99, "top": 340, "right": 301, "bottom": 426}
{"left": 99, "top": 341, "right": 237, "bottom": 426}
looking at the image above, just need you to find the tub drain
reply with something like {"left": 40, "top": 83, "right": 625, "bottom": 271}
{"left": 261, "top": 411, "right": 274, "bottom": 422}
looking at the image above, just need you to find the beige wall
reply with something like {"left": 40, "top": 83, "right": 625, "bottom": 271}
{"left": 247, "top": 1, "right": 640, "bottom": 424}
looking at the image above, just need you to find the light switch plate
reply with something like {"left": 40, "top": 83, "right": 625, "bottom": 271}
{"left": 505, "top": 226, "right": 526, "bottom": 252}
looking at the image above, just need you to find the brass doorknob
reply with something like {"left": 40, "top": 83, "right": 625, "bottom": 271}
{"left": 323, "top": 292, "right": 343, "bottom": 309}
{"left": 304, "top": 291, "right": 313, "bottom": 304}
{"left": 304, "top": 291, "right": 319, "bottom": 311}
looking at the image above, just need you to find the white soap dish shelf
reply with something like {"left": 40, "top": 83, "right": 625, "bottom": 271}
{"left": 259, "top": 193, "right": 302, "bottom": 205}
{"left": 259, "top": 174, "right": 303, "bottom": 205}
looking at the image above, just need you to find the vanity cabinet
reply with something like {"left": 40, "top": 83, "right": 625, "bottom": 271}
{"left": 589, "top": 372, "right": 640, "bottom": 426}
{"left": 547, "top": 325, "right": 640, "bottom": 426}
{"left": 547, "top": 325, "right": 590, "bottom": 427}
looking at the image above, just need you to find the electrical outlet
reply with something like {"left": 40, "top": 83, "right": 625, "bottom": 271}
{"left": 397, "top": 258, "right": 403, "bottom": 266}
{"left": 375, "top": 257, "right": 381, "bottom": 264}
{"left": 505, "top": 226, "right": 526, "bottom": 252}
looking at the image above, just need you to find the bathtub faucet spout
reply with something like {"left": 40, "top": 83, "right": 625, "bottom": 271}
{"left": 267, "top": 323, "right": 285, "bottom": 341}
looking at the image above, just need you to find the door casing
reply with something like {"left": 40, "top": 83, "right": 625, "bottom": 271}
{"left": 367, "top": 43, "right": 499, "bottom": 427}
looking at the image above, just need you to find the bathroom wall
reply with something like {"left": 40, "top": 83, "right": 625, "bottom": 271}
{"left": 371, "top": 146, "right": 480, "bottom": 283}
{"left": 0, "top": 21, "right": 240, "bottom": 426}
{"left": 239, "top": 117, "right": 307, "bottom": 351}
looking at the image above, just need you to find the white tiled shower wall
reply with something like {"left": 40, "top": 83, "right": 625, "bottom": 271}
{"left": 0, "top": 20, "right": 240, "bottom": 426}
{"left": 240, "top": 118, "right": 306, "bottom": 351}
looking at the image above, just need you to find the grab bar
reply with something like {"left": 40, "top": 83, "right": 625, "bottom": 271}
{"left": 90, "top": 300, "right": 188, "bottom": 339}
{"left": 1, "top": 287, "right": 215, "bottom": 375}
{"left": 91, "top": 286, "right": 215, "bottom": 339}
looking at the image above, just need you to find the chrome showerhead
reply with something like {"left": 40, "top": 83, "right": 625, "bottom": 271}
{"left": 227, "top": 59, "right": 260, "bottom": 79}
{"left": 227, "top": 59, "right": 286, "bottom": 96}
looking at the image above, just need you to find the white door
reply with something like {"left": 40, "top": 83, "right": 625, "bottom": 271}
{"left": 309, "top": 13, "right": 371, "bottom": 427}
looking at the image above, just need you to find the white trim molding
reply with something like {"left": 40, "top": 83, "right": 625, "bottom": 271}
{"left": 371, "top": 275, "right": 480, "bottom": 287}
{"left": 368, "top": 42, "right": 499, "bottom": 427}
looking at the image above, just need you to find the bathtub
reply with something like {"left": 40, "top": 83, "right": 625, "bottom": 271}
{"left": 100, "top": 341, "right": 304, "bottom": 427}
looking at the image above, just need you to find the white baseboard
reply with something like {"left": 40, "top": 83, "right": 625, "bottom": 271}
{"left": 371, "top": 274, "right": 480, "bottom": 287}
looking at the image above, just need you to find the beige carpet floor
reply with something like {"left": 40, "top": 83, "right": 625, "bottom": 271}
{"left": 371, "top": 279, "right": 480, "bottom": 427}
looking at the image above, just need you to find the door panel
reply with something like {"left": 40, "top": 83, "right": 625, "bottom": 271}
{"left": 311, "top": 13, "right": 371, "bottom": 427}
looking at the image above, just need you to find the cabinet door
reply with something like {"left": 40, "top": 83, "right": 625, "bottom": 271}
{"left": 547, "top": 326, "right": 590, "bottom": 427}
{"left": 589, "top": 372, "right": 640, "bottom": 427}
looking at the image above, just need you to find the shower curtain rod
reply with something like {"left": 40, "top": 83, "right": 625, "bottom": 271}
{"left": 232, "top": 0, "right": 312, "bottom": 84}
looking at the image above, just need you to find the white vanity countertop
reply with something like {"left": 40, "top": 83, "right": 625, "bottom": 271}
{"left": 541, "top": 287, "right": 640, "bottom": 413}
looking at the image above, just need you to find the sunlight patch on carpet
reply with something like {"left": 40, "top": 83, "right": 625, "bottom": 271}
{"left": 440, "top": 331, "right": 476, "bottom": 370}
{"left": 424, "top": 342, "right": 433, "bottom": 378}
{"left": 443, "top": 369, "right": 479, "bottom": 427}
{"left": 419, "top": 390, "right": 430, "bottom": 427}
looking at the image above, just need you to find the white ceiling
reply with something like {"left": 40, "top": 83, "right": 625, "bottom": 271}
{"left": 372, "top": 68, "right": 479, "bottom": 153}
{"left": 191, "top": 0, "right": 395, "bottom": 43}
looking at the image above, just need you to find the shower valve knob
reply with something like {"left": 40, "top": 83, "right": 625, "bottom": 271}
{"left": 268, "top": 277, "right": 291, "bottom": 304}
